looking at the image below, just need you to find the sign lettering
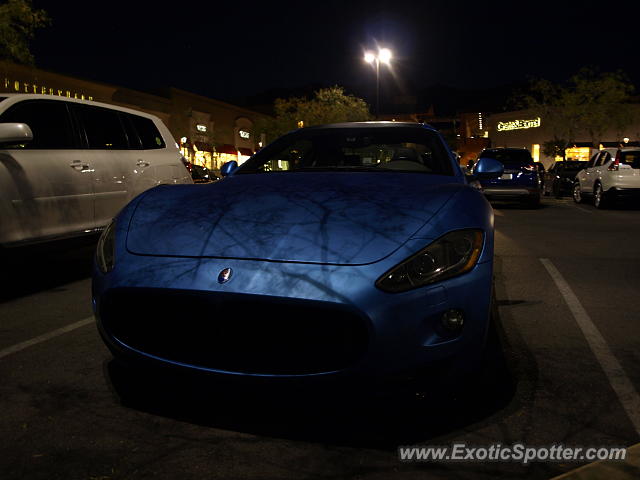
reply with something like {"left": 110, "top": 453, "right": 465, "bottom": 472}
{"left": 497, "top": 117, "right": 541, "bottom": 131}
{"left": 2, "top": 77, "right": 93, "bottom": 101}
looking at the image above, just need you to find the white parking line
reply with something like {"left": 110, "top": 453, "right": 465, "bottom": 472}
{"left": 571, "top": 204, "right": 593, "bottom": 213}
{"left": 0, "top": 316, "right": 94, "bottom": 360}
{"left": 540, "top": 258, "right": 640, "bottom": 436}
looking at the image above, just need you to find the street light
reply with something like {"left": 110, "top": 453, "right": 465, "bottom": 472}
{"left": 364, "top": 48, "right": 392, "bottom": 119}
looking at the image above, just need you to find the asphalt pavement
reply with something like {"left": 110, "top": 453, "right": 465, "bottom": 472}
{"left": 1, "top": 197, "right": 639, "bottom": 479}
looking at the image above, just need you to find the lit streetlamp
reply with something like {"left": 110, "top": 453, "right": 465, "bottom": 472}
{"left": 364, "top": 48, "right": 392, "bottom": 119}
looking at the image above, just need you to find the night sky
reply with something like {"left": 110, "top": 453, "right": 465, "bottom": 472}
{"left": 30, "top": 0, "right": 640, "bottom": 113}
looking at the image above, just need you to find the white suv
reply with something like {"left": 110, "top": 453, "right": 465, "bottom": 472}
{"left": 0, "top": 94, "right": 192, "bottom": 247}
{"left": 573, "top": 148, "right": 640, "bottom": 208}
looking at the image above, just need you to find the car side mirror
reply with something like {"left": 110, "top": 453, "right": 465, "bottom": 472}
{"left": 220, "top": 160, "right": 238, "bottom": 177}
{"left": 0, "top": 123, "right": 33, "bottom": 146}
{"left": 470, "top": 157, "right": 504, "bottom": 180}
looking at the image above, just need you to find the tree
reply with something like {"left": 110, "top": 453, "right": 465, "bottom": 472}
{"left": 569, "top": 68, "right": 635, "bottom": 146}
{"left": 255, "top": 86, "right": 372, "bottom": 144}
{"left": 0, "top": 0, "right": 50, "bottom": 65}
{"left": 515, "top": 68, "right": 636, "bottom": 148}
{"left": 542, "top": 137, "right": 568, "bottom": 161}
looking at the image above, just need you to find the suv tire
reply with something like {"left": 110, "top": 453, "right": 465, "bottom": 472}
{"left": 573, "top": 182, "right": 584, "bottom": 204}
{"left": 594, "top": 182, "right": 608, "bottom": 209}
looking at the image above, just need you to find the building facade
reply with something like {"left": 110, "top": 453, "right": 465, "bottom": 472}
{"left": 487, "top": 108, "right": 640, "bottom": 169}
{"left": 0, "top": 61, "right": 270, "bottom": 173}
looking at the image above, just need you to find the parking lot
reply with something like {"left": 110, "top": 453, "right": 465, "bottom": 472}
{"left": 1, "top": 197, "right": 639, "bottom": 480}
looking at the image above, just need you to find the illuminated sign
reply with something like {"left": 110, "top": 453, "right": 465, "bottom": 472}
{"left": 497, "top": 117, "right": 541, "bottom": 131}
{"left": 2, "top": 77, "right": 93, "bottom": 100}
{"left": 196, "top": 124, "right": 207, "bottom": 132}
{"left": 239, "top": 129, "right": 250, "bottom": 139}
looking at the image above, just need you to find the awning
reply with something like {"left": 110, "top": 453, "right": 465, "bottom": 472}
{"left": 238, "top": 147, "right": 254, "bottom": 156}
{"left": 216, "top": 144, "right": 238, "bottom": 155}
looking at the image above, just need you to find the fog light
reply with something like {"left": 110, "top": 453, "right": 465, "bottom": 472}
{"left": 441, "top": 309, "right": 465, "bottom": 332}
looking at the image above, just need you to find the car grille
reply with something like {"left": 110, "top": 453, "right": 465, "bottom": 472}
{"left": 99, "top": 288, "right": 370, "bottom": 375}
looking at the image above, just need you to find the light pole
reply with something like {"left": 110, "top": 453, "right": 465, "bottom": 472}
{"left": 364, "top": 48, "right": 392, "bottom": 119}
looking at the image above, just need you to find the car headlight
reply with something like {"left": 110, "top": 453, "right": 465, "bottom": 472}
{"left": 376, "top": 229, "right": 484, "bottom": 293}
{"left": 96, "top": 220, "right": 116, "bottom": 274}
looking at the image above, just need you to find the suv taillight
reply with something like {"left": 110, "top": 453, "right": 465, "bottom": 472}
{"left": 608, "top": 151, "right": 620, "bottom": 171}
{"left": 522, "top": 164, "right": 536, "bottom": 172}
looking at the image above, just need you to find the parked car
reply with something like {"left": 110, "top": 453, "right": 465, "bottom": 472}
{"left": 191, "top": 163, "right": 217, "bottom": 183}
{"left": 475, "top": 147, "right": 542, "bottom": 207}
{"left": 573, "top": 148, "right": 640, "bottom": 208}
{"left": 0, "top": 94, "right": 192, "bottom": 247}
{"left": 543, "top": 161, "right": 588, "bottom": 197}
{"left": 93, "top": 122, "right": 504, "bottom": 391}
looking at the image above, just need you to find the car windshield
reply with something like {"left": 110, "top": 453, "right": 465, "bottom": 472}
{"left": 237, "top": 127, "right": 454, "bottom": 176}
{"left": 479, "top": 150, "right": 532, "bottom": 164}
{"left": 559, "top": 161, "right": 587, "bottom": 171}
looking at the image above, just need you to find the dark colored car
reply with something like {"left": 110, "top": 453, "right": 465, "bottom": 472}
{"left": 543, "top": 161, "right": 587, "bottom": 198}
{"left": 192, "top": 164, "right": 216, "bottom": 183}
{"left": 476, "top": 148, "right": 542, "bottom": 207}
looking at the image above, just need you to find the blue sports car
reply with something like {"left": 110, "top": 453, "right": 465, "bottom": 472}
{"left": 92, "top": 122, "right": 503, "bottom": 389}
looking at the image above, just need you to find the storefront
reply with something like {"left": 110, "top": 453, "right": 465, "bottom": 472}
{"left": 488, "top": 108, "right": 640, "bottom": 169}
{"left": 163, "top": 89, "right": 267, "bottom": 174}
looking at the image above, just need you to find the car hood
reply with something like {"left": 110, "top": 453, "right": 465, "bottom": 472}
{"left": 125, "top": 173, "right": 462, "bottom": 265}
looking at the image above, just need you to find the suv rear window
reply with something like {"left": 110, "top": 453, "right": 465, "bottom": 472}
{"left": 479, "top": 150, "right": 533, "bottom": 164}
{"left": 619, "top": 151, "right": 640, "bottom": 169}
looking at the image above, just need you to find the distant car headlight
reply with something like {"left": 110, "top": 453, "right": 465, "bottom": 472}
{"left": 96, "top": 220, "right": 116, "bottom": 274}
{"left": 376, "top": 229, "right": 484, "bottom": 293}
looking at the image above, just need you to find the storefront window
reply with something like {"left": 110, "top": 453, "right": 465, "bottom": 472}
{"left": 565, "top": 147, "right": 592, "bottom": 162}
{"left": 193, "top": 150, "right": 212, "bottom": 169}
{"left": 532, "top": 144, "right": 540, "bottom": 162}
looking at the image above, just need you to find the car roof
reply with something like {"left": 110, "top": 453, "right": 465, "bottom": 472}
{"left": 0, "top": 93, "right": 161, "bottom": 121}
{"left": 302, "top": 121, "right": 437, "bottom": 131}
{"left": 482, "top": 147, "right": 529, "bottom": 152}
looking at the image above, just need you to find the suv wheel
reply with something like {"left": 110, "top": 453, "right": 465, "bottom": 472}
{"left": 572, "top": 182, "right": 584, "bottom": 203}
{"left": 594, "top": 183, "right": 608, "bottom": 209}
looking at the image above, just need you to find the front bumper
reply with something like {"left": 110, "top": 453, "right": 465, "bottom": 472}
{"left": 93, "top": 249, "right": 493, "bottom": 384}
